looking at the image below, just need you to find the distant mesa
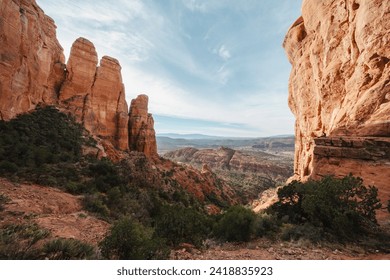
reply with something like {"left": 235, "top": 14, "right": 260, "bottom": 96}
{"left": 0, "top": 0, "right": 157, "bottom": 159}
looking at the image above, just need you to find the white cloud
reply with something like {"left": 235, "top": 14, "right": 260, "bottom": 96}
{"left": 218, "top": 45, "right": 231, "bottom": 60}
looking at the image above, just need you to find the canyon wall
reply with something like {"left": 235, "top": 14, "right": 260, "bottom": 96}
{"left": 0, "top": 0, "right": 157, "bottom": 157}
{"left": 284, "top": 0, "right": 390, "bottom": 202}
{"left": 0, "top": 0, "right": 65, "bottom": 120}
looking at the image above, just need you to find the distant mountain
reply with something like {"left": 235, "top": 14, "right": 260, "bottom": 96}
{"left": 157, "top": 133, "right": 228, "bottom": 140}
{"left": 157, "top": 135, "right": 295, "bottom": 154}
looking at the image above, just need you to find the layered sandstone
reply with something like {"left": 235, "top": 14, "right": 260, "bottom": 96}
{"left": 59, "top": 38, "right": 129, "bottom": 150}
{"left": 284, "top": 0, "right": 390, "bottom": 202}
{"left": 128, "top": 94, "right": 158, "bottom": 158}
{"left": 0, "top": 0, "right": 65, "bottom": 120}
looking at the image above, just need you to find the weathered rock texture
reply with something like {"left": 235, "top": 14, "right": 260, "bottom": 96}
{"left": 0, "top": 0, "right": 65, "bottom": 120}
{"left": 128, "top": 94, "right": 158, "bottom": 158}
{"left": 312, "top": 137, "right": 390, "bottom": 203}
{"left": 284, "top": 0, "right": 390, "bottom": 203}
{"left": 59, "top": 38, "right": 129, "bottom": 151}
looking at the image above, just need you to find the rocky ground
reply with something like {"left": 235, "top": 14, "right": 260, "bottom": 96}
{"left": 0, "top": 178, "right": 109, "bottom": 245}
{"left": 171, "top": 238, "right": 390, "bottom": 260}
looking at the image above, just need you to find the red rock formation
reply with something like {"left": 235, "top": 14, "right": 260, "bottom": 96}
{"left": 0, "top": 0, "right": 159, "bottom": 158}
{"left": 58, "top": 38, "right": 97, "bottom": 122}
{"left": 0, "top": 0, "right": 65, "bottom": 120}
{"left": 59, "top": 38, "right": 129, "bottom": 151}
{"left": 284, "top": 0, "right": 390, "bottom": 203}
{"left": 128, "top": 94, "right": 158, "bottom": 158}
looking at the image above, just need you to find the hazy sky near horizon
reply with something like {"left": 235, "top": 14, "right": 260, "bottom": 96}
{"left": 37, "top": 0, "right": 302, "bottom": 137}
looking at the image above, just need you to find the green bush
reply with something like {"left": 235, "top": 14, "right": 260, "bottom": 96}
{"left": 82, "top": 194, "right": 110, "bottom": 218}
{"left": 43, "top": 238, "right": 96, "bottom": 260}
{"left": 153, "top": 204, "right": 211, "bottom": 247}
{"left": 99, "top": 217, "right": 168, "bottom": 260}
{"left": 253, "top": 213, "right": 280, "bottom": 238}
{"left": 280, "top": 223, "right": 324, "bottom": 243}
{"left": 214, "top": 205, "right": 256, "bottom": 242}
{"left": 269, "top": 175, "right": 382, "bottom": 240}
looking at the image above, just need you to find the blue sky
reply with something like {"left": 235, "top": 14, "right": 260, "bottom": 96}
{"left": 37, "top": 0, "right": 302, "bottom": 137}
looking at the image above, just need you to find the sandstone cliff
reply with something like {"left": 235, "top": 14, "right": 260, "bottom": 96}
{"left": 128, "top": 94, "right": 158, "bottom": 158}
{"left": 0, "top": 0, "right": 65, "bottom": 120}
{"left": 59, "top": 38, "right": 129, "bottom": 151}
{"left": 284, "top": 0, "right": 390, "bottom": 202}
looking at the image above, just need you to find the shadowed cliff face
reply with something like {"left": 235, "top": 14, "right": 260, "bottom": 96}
{"left": 284, "top": 0, "right": 390, "bottom": 203}
{"left": 0, "top": 0, "right": 157, "bottom": 158}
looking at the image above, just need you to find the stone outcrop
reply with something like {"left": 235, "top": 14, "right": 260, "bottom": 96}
{"left": 128, "top": 94, "right": 158, "bottom": 158}
{"left": 0, "top": 0, "right": 65, "bottom": 120}
{"left": 312, "top": 136, "right": 390, "bottom": 203}
{"left": 284, "top": 0, "right": 390, "bottom": 202}
{"left": 59, "top": 38, "right": 129, "bottom": 151}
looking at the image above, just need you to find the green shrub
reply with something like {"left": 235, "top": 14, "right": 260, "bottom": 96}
{"left": 43, "top": 238, "right": 96, "bottom": 260}
{"left": 269, "top": 175, "right": 382, "bottom": 240}
{"left": 154, "top": 204, "right": 211, "bottom": 247}
{"left": 214, "top": 205, "right": 256, "bottom": 242}
{"left": 99, "top": 217, "right": 168, "bottom": 260}
{"left": 253, "top": 213, "right": 280, "bottom": 238}
{"left": 82, "top": 194, "right": 110, "bottom": 218}
{"left": 280, "top": 223, "right": 324, "bottom": 243}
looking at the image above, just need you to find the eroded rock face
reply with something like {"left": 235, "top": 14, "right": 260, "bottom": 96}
{"left": 128, "top": 94, "right": 158, "bottom": 158}
{"left": 284, "top": 0, "right": 390, "bottom": 202}
{"left": 59, "top": 38, "right": 129, "bottom": 150}
{"left": 0, "top": 0, "right": 65, "bottom": 120}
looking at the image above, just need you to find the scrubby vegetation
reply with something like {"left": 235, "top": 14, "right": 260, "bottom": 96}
{"left": 43, "top": 238, "right": 96, "bottom": 260}
{"left": 0, "top": 223, "right": 50, "bottom": 259}
{"left": 99, "top": 216, "right": 169, "bottom": 260}
{"left": 268, "top": 175, "right": 382, "bottom": 242}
